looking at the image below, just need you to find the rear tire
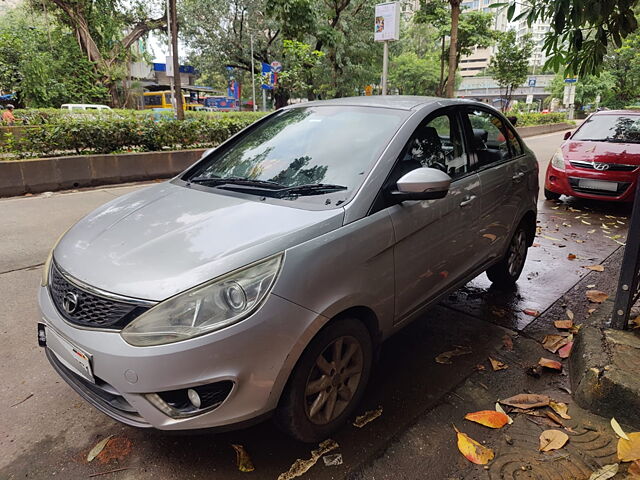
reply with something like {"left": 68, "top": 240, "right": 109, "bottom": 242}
{"left": 275, "top": 317, "right": 373, "bottom": 443}
{"left": 544, "top": 188, "right": 561, "bottom": 200}
{"left": 487, "top": 224, "right": 528, "bottom": 286}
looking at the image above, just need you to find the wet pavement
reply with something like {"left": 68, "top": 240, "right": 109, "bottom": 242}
{"left": 0, "top": 129, "right": 635, "bottom": 480}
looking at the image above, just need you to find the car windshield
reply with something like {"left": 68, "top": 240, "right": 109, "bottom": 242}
{"left": 185, "top": 106, "right": 408, "bottom": 206}
{"left": 573, "top": 114, "right": 640, "bottom": 143}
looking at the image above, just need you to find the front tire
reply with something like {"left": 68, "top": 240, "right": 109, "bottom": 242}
{"left": 544, "top": 188, "right": 561, "bottom": 200}
{"left": 487, "top": 225, "right": 528, "bottom": 286}
{"left": 275, "top": 318, "right": 373, "bottom": 443}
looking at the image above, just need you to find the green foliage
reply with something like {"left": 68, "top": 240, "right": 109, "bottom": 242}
{"left": 489, "top": 31, "right": 534, "bottom": 111}
{"left": 388, "top": 52, "right": 439, "bottom": 95}
{"left": 2, "top": 111, "right": 268, "bottom": 158}
{"left": 272, "top": 40, "right": 324, "bottom": 105}
{"left": 514, "top": 112, "right": 570, "bottom": 126}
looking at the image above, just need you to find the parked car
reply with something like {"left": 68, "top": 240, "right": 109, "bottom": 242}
{"left": 38, "top": 96, "right": 538, "bottom": 442}
{"left": 545, "top": 110, "right": 640, "bottom": 201}
{"left": 60, "top": 103, "right": 112, "bottom": 111}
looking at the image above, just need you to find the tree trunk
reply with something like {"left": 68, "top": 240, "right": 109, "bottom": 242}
{"left": 445, "top": 0, "right": 461, "bottom": 98}
{"left": 438, "top": 35, "right": 445, "bottom": 96}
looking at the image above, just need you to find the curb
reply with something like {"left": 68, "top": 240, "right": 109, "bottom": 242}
{"left": 517, "top": 122, "right": 574, "bottom": 138}
{"left": 570, "top": 299, "right": 640, "bottom": 429}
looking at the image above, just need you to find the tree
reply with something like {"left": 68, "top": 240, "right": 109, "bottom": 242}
{"left": 388, "top": 52, "right": 439, "bottom": 95}
{"left": 548, "top": 72, "right": 616, "bottom": 111}
{"left": 272, "top": 40, "right": 324, "bottom": 108}
{"left": 489, "top": 30, "right": 534, "bottom": 111}
{"left": 501, "top": 0, "right": 639, "bottom": 76}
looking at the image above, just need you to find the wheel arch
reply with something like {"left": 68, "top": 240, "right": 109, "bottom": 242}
{"left": 520, "top": 210, "right": 537, "bottom": 246}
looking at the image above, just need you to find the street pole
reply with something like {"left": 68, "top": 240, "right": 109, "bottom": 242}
{"left": 250, "top": 34, "right": 257, "bottom": 112}
{"left": 381, "top": 40, "right": 389, "bottom": 95}
{"left": 169, "top": 0, "right": 184, "bottom": 120}
{"left": 166, "top": 0, "right": 175, "bottom": 112}
{"left": 262, "top": 88, "right": 267, "bottom": 111}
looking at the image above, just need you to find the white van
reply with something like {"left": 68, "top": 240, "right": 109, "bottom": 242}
{"left": 60, "top": 104, "right": 112, "bottom": 111}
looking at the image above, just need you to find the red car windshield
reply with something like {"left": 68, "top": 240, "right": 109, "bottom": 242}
{"left": 573, "top": 114, "right": 640, "bottom": 143}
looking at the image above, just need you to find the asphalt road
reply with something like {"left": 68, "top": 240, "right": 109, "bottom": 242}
{"left": 0, "top": 129, "right": 631, "bottom": 480}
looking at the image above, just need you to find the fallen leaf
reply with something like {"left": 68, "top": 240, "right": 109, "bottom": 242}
{"left": 549, "top": 401, "right": 571, "bottom": 419}
{"left": 542, "top": 334, "right": 570, "bottom": 353}
{"left": 475, "top": 364, "right": 486, "bottom": 372}
{"left": 502, "top": 334, "right": 513, "bottom": 351}
{"left": 94, "top": 437, "right": 132, "bottom": 464}
{"left": 629, "top": 460, "right": 640, "bottom": 478}
{"left": 567, "top": 253, "right": 577, "bottom": 260}
{"left": 435, "top": 346, "right": 472, "bottom": 364}
{"left": 489, "top": 357, "right": 508, "bottom": 371}
{"left": 588, "top": 307, "right": 597, "bottom": 313}
{"left": 581, "top": 220, "right": 592, "bottom": 225}
{"left": 464, "top": 410, "right": 510, "bottom": 429}
{"left": 500, "top": 393, "right": 550, "bottom": 409}
{"left": 353, "top": 406, "right": 383, "bottom": 428}
{"left": 495, "top": 403, "right": 513, "bottom": 424}
{"left": 588, "top": 463, "right": 619, "bottom": 480}
{"left": 585, "top": 265, "right": 605, "bottom": 272}
{"left": 542, "top": 235, "right": 562, "bottom": 241}
{"left": 558, "top": 341, "right": 573, "bottom": 358}
{"left": 87, "top": 436, "right": 113, "bottom": 463}
{"left": 523, "top": 308, "right": 540, "bottom": 317}
{"left": 322, "top": 454, "right": 343, "bottom": 466}
{"left": 587, "top": 229, "right": 596, "bottom": 234}
{"left": 539, "top": 429, "right": 569, "bottom": 452}
{"left": 483, "top": 233, "right": 497, "bottom": 242}
{"left": 611, "top": 417, "right": 630, "bottom": 440}
{"left": 545, "top": 410, "right": 565, "bottom": 426}
{"left": 566, "top": 309, "right": 574, "bottom": 321}
{"left": 277, "top": 439, "right": 339, "bottom": 480}
{"left": 538, "top": 358, "right": 563, "bottom": 371}
{"left": 632, "top": 317, "right": 640, "bottom": 329}
{"left": 587, "top": 290, "right": 609, "bottom": 303}
{"left": 231, "top": 444, "right": 255, "bottom": 472}
{"left": 569, "top": 324, "right": 582, "bottom": 334}
{"left": 555, "top": 320, "right": 574, "bottom": 329}
{"left": 454, "top": 427, "right": 495, "bottom": 465}
{"left": 618, "top": 432, "right": 640, "bottom": 462}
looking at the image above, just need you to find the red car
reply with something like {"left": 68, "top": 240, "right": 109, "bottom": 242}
{"left": 544, "top": 110, "right": 640, "bottom": 202}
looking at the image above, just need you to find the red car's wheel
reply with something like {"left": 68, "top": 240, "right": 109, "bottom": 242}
{"left": 544, "top": 188, "right": 561, "bottom": 200}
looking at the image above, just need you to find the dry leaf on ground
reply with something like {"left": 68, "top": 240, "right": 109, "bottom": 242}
{"left": 454, "top": 427, "right": 495, "bottom": 465}
{"left": 618, "top": 433, "right": 640, "bottom": 462}
{"left": 464, "top": 410, "right": 509, "bottom": 429}
{"left": 538, "top": 358, "right": 562, "bottom": 371}
{"left": 567, "top": 253, "right": 577, "bottom": 260}
{"left": 483, "top": 233, "right": 497, "bottom": 242}
{"left": 585, "top": 265, "right": 605, "bottom": 272}
{"left": 555, "top": 320, "right": 573, "bottom": 329}
{"left": 542, "top": 334, "right": 570, "bottom": 353}
{"left": 87, "top": 436, "right": 113, "bottom": 463}
{"left": 587, "top": 463, "right": 619, "bottom": 480}
{"left": 500, "top": 393, "right": 550, "bottom": 409}
{"left": 558, "top": 341, "right": 573, "bottom": 359}
{"left": 523, "top": 308, "right": 540, "bottom": 317}
{"left": 587, "top": 290, "right": 609, "bottom": 303}
{"left": 231, "top": 444, "right": 255, "bottom": 472}
{"left": 322, "top": 454, "right": 343, "bottom": 466}
{"left": 629, "top": 460, "right": 640, "bottom": 478}
{"left": 435, "top": 346, "right": 472, "bottom": 364}
{"left": 353, "top": 406, "right": 383, "bottom": 428}
{"left": 611, "top": 418, "right": 630, "bottom": 440}
{"left": 489, "top": 357, "right": 508, "bottom": 371}
{"left": 549, "top": 401, "right": 571, "bottom": 419}
{"left": 631, "top": 317, "right": 640, "bottom": 329}
{"left": 277, "top": 439, "right": 339, "bottom": 480}
{"left": 495, "top": 403, "right": 513, "bottom": 424}
{"left": 539, "top": 430, "right": 569, "bottom": 452}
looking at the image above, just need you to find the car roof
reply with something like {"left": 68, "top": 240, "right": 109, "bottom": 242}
{"left": 286, "top": 95, "right": 481, "bottom": 111}
{"left": 593, "top": 110, "right": 640, "bottom": 116}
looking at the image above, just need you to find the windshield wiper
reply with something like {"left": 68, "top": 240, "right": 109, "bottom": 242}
{"left": 188, "top": 176, "right": 285, "bottom": 189}
{"left": 272, "top": 183, "right": 348, "bottom": 197}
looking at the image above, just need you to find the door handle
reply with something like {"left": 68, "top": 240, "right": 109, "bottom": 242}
{"left": 460, "top": 195, "right": 476, "bottom": 207}
{"left": 512, "top": 172, "right": 525, "bottom": 182}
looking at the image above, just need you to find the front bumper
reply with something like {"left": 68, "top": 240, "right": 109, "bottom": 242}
{"left": 38, "top": 285, "right": 325, "bottom": 431}
{"left": 545, "top": 163, "right": 638, "bottom": 202}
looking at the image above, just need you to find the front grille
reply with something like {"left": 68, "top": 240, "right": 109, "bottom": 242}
{"left": 570, "top": 160, "right": 637, "bottom": 172}
{"left": 568, "top": 177, "right": 631, "bottom": 196}
{"left": 49, "top": 263, "right": 149, "bottom": 329}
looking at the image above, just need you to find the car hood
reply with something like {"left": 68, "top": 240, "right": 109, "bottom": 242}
{"left": 54, "top": 183, "right": 344, "bottom": 301}
{"left": 563, "top": 140, "right": 640, "bottom": 165}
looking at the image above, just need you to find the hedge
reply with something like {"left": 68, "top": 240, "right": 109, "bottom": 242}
{"left": 1, "top": 111, "right": 268, "bottom": 159}
{"left": 514, "top": 112, "right": 570, "bottom": 127}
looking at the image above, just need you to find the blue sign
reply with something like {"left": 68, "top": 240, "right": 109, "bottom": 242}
{"left": 261, "top": 62, "right": 275, "bottom": 90}
{"left": 564, "top": 77, "right": 578, "bottom": 83}
{"left": 528, "top": 78, "right": 536, "bottom": 87}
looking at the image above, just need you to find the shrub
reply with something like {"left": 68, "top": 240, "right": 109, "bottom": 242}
{"left": 514, "top": 112, "right": 570, "bottom": 126}
{"left": 1, "top": 111, "right": 269, "bottom": 158}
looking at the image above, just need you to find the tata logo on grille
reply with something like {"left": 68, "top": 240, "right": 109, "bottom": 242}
{"left": 593, "top": 162, "right": 610, "bottom": 171}
{"left": 62, "top": 292, "right": 79, "bottom": 314}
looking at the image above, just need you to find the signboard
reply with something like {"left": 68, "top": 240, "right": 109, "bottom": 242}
{"left": 166, "top": 56, "right": 174, "bottom": 77}
{"left": 528, "top": 78, "right": 536, "bottom": 87}
{"left": 526, "top": 94, "right": 534, "bottom": 104}
{"left": 564, "top": 76, "right": 578, "bottom": 83}
{"left": 270, "top": 61, "right": 282, "bottom": 73}
{"left": 563, "top": 84, "right": 576, "bottom": 106}
{"left": 374, "top": 2, "right": 400, "bottom": 42}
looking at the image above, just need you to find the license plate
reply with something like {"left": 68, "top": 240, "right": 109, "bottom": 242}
{"left": 578, "top": 179, "right": 618, "bottom": 192}
{"left": 40, "top": 323, "right": 94, "bottom": 382}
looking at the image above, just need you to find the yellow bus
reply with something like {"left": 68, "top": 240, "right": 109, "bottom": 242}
{"left": 142, "top": 91, "right": 193, "bottom": 110}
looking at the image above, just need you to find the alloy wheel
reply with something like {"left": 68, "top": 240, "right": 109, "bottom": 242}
{"left": 507, "top": 230, "right": 527, "bottom": 277}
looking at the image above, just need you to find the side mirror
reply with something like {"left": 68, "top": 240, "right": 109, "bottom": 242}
{"left": 391, "top": 167, "right": 452, "bottom": 201}
{"left": 563, "top": 131, "right": 572, "bottom": 140}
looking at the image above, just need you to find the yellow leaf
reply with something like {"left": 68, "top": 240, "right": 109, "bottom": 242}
{"left": 585, "top": 265, "right": 605, "bottom": 272}
{"left": 464, "top": 410, "right": 509, "bottom": 429}
{"left": 488, "top": 357, "right": 508, "bottom": 371}
{"left": 87, "top": 435, "right": 113, "bottom": 463}
{"left": 611, "top": 417, "right": 630, "bottom": 440}
{"left": 618, "top": 432, "right": 640, "bottom": 462}
{"left": 555, "top": 320, "right": 573, "bottom": 329}
{"left": 231, "top": 444, "right": 255, "bottom": 472}
{"left": 455, "top": 427, "right": 494, "bottom": 465}
{"left": 539, "top": 429, "right": 569, "bottom": 451}
{"left": 586, "top": 290, "right": 609, "bottom": 303}
{"left": 549, "top": 401, "right": 571, "bottom": 419}
{"left": 482, "top": 233, "right": 497, "bottom": 242}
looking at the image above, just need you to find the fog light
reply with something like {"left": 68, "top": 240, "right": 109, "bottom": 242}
{"left": 187, "top": 388, "right": 201, "bottom": 408}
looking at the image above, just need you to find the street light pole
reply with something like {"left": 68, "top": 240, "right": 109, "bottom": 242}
{"left": 169, "top": 0, "right": 184, "bottom": 120}
{"left": 250, "top": 34, "right": 257, "bottom": 112}
{"left": 381, "top": 41, "right": 389, "bottom": 95}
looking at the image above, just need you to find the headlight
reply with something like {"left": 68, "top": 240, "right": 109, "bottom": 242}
{"left": 121, "top": 254, "right": 283, "bottom": 346}
{"left": 551, "top": 149, "right": 565, "bottom": 171}
{"left": 41, "top": 227, "right": 72, "bottom": 287}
